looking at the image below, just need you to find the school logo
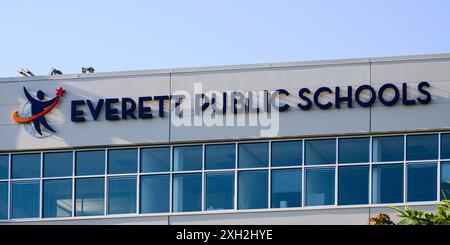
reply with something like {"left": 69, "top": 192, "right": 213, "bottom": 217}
{"left": 12, "top": 87, "right": 65, "bottom": 138}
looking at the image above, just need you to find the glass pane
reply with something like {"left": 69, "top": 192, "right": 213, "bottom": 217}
{"left": 0, "top": 182, "right": 7, "bottom": 220}
{"left": 108, "top": 177, "right": 137, "bottom": 214}
{"left": 108, "top": 149, "right": 138, "bottom": 174}
{"left": 238, "top": 143, "right": 269, "bottom": 168}
{"left": 43, "top": 179, "right": 72, "bottom": 218}
{"left": 141, "top": 147, "right": 170, "bottom": 173}
{"left": 0, "top": 155, "right": 8, "bottom": 180}
{"left": 372, "top": 164, "right": 403, "bottom": 204}
{"left": 76, "top": 150, "right": 105, "bottom": 176}
{"left": 173, "top": 173, "right": 201, "bottom": 212}
{"left": 140, "top": 175, "right": 170, "bottom": 213}
{"left": 75, "top": 178, "right": 104, "bottom": 216}
{"left": 44, "top": 152, "right": 73, "bottom": 177}
{"left": 407, "top": 163, "right": 437, "bottom": 202}
{"left": 271, "top": 169, "right": 301, "bottom": 208}
{"left": 441, "top": 134, "right": 450, "bottom": 160}
{"left": 441, "top": 162, "right": 450, "bottom": 200}
{"left": 372, "top": 136, "right": 404, "bottom": 162}
{"left": 206, "top": 172, "right": 234, "bottom": 210}
{"left": 306, "top": 168, "right": 335, "bottom": 206}
{"left": 238, "top": 170, "right": 268, "bottom": 209}
{"left": 406, "top": 134, "right": 438, "bottom": 161}
{"left": 11, "top": 154, "right": 40, "bottom": 179}
{"left": 12, "top": 181, "right": 40, "bottom": 219}
{"left": 338, "top": 166, "right": 369, "bottom": 205}
{"left": 271, "top": 141, "right": 302, "bottom": 167}
{"left": 305, "top": 139, "right": 336, "bottom": 165}
{"left": 339, "top": 138, "right": 369, "bottom": 164}
{"left": 173, "top": 146, "right": 202, "bottom": 171}
{"left": 205, "top": 144, "right": 235, "bottom": 170}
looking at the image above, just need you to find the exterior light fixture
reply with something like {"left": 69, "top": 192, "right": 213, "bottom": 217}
{"left": 48, "top": 68, "right": 63, "bottom": 75}
{"left": 18, "top": 68, "right": 35, "bottom": 77}
{"left": 81, "top": 67, "right": 95, "bottom": 74}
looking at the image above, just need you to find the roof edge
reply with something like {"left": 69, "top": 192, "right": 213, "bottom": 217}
{"left": 1, "top": 53, "right": 449, "bottom": 82}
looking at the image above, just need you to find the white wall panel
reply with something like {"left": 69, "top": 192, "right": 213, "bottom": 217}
{"left": 0, "top": 75, "right": 171, "bottom": 151}
{"left": 371, "top": 58, "right": 450, "bottom": 132}
{"left": 170, "top": 63, "right": 371, "bottom": 142}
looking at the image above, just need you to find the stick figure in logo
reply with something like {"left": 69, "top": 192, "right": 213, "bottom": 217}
{"left": 12, "top": 87, "right": 65, "bottom": 136}
{"left": 21, "top": 87, "right": 66, "bottom": 135}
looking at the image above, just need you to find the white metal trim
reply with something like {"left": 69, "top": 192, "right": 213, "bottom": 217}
{"left": 71, "top": 151, "right": 75, "bottom": 217}
{"left": 7, "top": 154, "right": 11, "bottom": 220}
{"left": 201, "top": 144, "right": 205, "bottom": 211}
{"left": 104, "top": 149, "right": 108, "bottom": 216}
{"left": 136, "top": 147, "right": 141, "bottom": 214}
{"left": 169, "top": 146, "right": 173, "bottom": 213}
{"left": 39, "top": 152, "right": 43, "bottom": 219}
{"left": 403, "top": 134, "right": 407, "bottom": 203}
{"left": 234, "top": 143, "right": 238, "bottom": 210}
{"left": 438, "top": 133, "right": 441, "bottom": 202}
{"left": 301, "top": 140, "right": 305, "bottom": 208}
{"left": 334, "top": 138, "right": 338, "bottom": 206}
{"left": 268, "top": 141, "right": 272, "bottom": 209}
{"left": 369, "top": 136, "right": 373, "bottom": 205}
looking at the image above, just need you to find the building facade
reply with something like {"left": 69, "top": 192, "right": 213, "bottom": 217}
{"left": 1, "top": 53, "right": 450, "bottom": 225}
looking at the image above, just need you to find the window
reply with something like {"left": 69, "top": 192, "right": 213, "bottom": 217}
{"left": 205, "top": 144, "right": 235, "bottom": 170}
{"left": 173, "top": 173, "right": 201, "bottom": 212}
{"left": 338, "top": 166, "right": 369, "bottom": 205}
{"left": 238, "top": 143, "right": 269, "bottom": 168}
{"left": 305, "top": 139, "right": 336, "bottom": 165}
{"left": 0, "top": 182, "right": 7, "bottom": 220}
{"left": 372, "top": 136, "right": 404, "bottom": 162}
{"left": 407, "top": 163, "right": 437, "bottom": 202}
{"left": 0, "top": 155, "right": 8, "bottom": 180}
{"left": 140, "top": 147, "right": 170, "bottom": 173}
{"left": 271, "top": 141, "right": 302, "bottom": 167}
{"left": 441, "top": 162, "right": 450, "bottom": 200}
{"left": 75, "top": 178, "right": 104, "bottom": 216}
{"left": 173, "top": 146, "right": 202, "bottom": 171}
{"left": 44, "top": 152, "right": 73, "bottom": 177}
{"left": 372, "top": 164, "right": 403, "bottom": 204}
{"left": 108, "top": 149, "right": 138, "bottom": 174}
{"left": 238, "top": 170, "right": 268, "bottom": 209}
{"left": 339, "top": 138, "right": 369, "bottom": 163}
{"left": 76, "top": 150, "right": 105, "bottom": 176}
{"left": 306, "top": 168, "right": 335, "bottom": 206}
{"left": 205, "top": 172, "right": 234, "bottom": 210}
{"left": 43, "top": 179, "right": 72, "bottom": 218}
{"left": 441, "top": 134, "right": 450, "bottom": 159}
{"left": 406, "top": 134, "right": 438, "bottom": 161}
{"left": 11, "top": 182, "right": 40, "bottom": 219}
{"left": 271, "top": 169, "right": 301, "bottom": 208}
{"left": 11, "top": 154, "right": 40, "bottom": 179}
{"left": 108, "top": 177, "right": 137, "bottom": 214}
{"left": 3, "top": 133, "right": 450, "bottom": 221}
{"left": 140, "top": 175, "right": 170, "bottom": 213}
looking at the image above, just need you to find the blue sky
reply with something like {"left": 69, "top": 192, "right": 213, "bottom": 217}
{"left": 1, "top": 0, "right": 449, "bottom": 77}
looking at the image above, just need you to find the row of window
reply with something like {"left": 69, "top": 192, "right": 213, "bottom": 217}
{"left": 0, "top": 132, "right": 449, "bottom": 221}
{"left": 0, "top": 134, "right": 449, "bottom": 180}
{"left": 1, "top": 162, "right": 449, "bottom": 220}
